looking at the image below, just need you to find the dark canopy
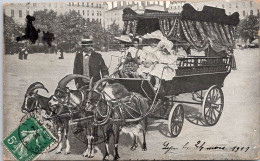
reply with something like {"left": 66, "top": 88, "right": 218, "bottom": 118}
{"left": 122, "top": 3, "right": 240, "bottom": 53}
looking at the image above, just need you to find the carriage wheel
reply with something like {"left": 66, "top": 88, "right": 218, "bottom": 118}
{"left": 202, "top": 85, "right": 224, "bottom": 126}
{"left": 168, "top": 103, "right": 184, "bottom": 137}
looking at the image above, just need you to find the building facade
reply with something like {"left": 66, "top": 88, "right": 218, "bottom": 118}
{"left": 4, "top": 2, "right": 67, "bottom": 25}
{"left": 104, "top": 1, "right": 168, "bottom": 29}
{"left": 67, "top": 2, "right": 108, "bottom": 27}
{"left": 4, "top": 2, "right": 108, "bottom": 27}
{"left": 168, "top": 0, "right": 259, "bottom": 19}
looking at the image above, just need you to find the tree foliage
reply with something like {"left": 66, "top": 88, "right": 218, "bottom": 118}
{"left": 4, "top": 15, "right": 24, "bottom": 54}
{"left": 5, "top": 9, "right": 123, "bottom": 53}
{"left": 237, "top": 15, "right": 259, "bottom": 43}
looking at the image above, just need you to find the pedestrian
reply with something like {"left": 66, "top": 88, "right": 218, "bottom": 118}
{"left": 24, "top": 48, "right": 29, "bottom": 60}
{"left": 58, "top": 48, "right": 64, "bottom": 59}
{"left": 73, "top": 38, "right": 109, "bottom": 89}
{"left": 73, "top": 38, "right": 109, "bottom": 135}
{"left": 18, "top": 47, "right": 25, "bottom": 60}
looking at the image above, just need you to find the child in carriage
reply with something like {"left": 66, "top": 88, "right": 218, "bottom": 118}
{"left": 150, "top": 39, "right": 178, "bottom": 90}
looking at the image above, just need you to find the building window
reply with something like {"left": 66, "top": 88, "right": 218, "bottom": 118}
{"left": 19, "top": 10, "right": 22, "bottom": 17}
{"left": 33, "top": 3, "right": 36, "bottom": 6}
{"left": 243, "top": 10, "right": 245, "bottom": 17}
{"left": 250, "top": 10, "right": 253, "bottom": 15}
{"left": 250, "top": 1, "right": 253, "bottom": 7}
{"left": 100, "top": 12, "right": 102, "bottom": 16}
{"left": 78, "top": 10, "right": 80, "bottom": 14}
{"left": 87, "top": 3, "right": 89, "bottom": 7}
{"left": 92, "top": 10, "right": 94, "bottom": 16}
{"left": 82, "top": 2, "right": 84, "bottom": 6}
{"left": 92, "top": 18, "right": 94, "bottom": 22}
{"left": 69, "top": 2, "right": 71, "bottom": 6}
{"left": 26, "top": 10, "right": 29, "bottom": 15}
{"left": 97, "top": 11, "right": 99, "bottom": 16}
{"left": 83, "top": 10, "right": 85, "bottom": 15}
{"left": 236, "top": 3, "right": 238, "bottom": 8}
{"left": 99, "top": 4, "right": 101, "bottom": 8}
{"left": 229, "top": 4, "right": 231, "bottom": 8}
{"left": 11, "top": 9, "right": 14, "bottom": 17}
{"left": 87, "top": 10, "right": 89, "bottom": 16}
{"left": 222, "top": 4, "right": 224, "bottom": 8}
{"left": 91, "top": 3, "right": 93, "bottom": 7}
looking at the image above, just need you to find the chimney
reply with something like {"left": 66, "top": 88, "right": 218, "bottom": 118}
{"left": 163, "top": 1, "right": 166, "bottom": 10}
{"left": 112, "top": 2, "right": 114, "bottom": 8}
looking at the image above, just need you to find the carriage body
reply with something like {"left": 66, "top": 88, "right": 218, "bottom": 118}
{"left": 106, "top": 3, "right": 239, "bottom": 137}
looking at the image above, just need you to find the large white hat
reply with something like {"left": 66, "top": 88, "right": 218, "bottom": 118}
{"left": 157, "top": 39, "right": 173, "bottom": 52}
{"left": 114, "top": 35, "right": 132, "bottom": 43}
{"left": 142, "top": 30, "right": 165, "bottom": 40}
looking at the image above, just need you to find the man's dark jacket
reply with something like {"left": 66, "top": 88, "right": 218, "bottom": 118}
{"left": 73, "top": 50, "right": 109, "bottom": 88}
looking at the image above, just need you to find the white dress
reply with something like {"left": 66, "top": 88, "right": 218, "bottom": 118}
{"left": 150, "top": 51, "right": 178, "bottom": 80}
{"left": 137, "top": 46, "right": 159, "bottom": 75}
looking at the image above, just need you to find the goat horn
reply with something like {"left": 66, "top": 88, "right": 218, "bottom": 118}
{"left": 89, "top": 77, "right": 94, "bottom": 89}
{"left": 87, "top": 77, "right": 94, "bottom": 100}
{"left": 58, "top": 74, "right": 90, "bottom": 89}
{"left": 26, "top": 82, "right": 49, "bottom": 94}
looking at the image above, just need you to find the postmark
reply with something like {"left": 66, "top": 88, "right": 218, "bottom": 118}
{"left": 3, "top": 115, "right": 56, "bottom": 161}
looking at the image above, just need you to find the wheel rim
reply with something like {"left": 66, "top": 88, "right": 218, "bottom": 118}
{"left": 203, "top": 86, "right": 224, "bottom": 126}
{"left": 169, "top": 104, "right": 184, "bottom": 137}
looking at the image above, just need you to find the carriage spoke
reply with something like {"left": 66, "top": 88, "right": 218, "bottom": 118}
{"left": 212, "top": 108, "right": 217, "bottom": 120}
{"left": 205, "top": 106, "right": 211, "bottom": 116}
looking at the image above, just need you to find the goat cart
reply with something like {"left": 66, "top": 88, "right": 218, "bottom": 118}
{"left": 93, "top": 56, "right": 230, "bottom": 137}
{"left": 89, "top": 4, "right": 240, "bottom": 137}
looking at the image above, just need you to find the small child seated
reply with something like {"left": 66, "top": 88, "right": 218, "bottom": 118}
{"left": 150, "top": 40, "right": 178, "bottom": 91}
{"left": 137, "top": 46, "right": 158, "bottom": 79}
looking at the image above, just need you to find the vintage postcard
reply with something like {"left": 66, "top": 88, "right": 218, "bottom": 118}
{"left": 3, "top": 0, "right": 260, "bottom": 160}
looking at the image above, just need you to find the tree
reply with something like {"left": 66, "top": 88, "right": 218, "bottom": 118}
{"left": 237, "top": 15, "right": 259, "bottom": 43}
{"left": 4, "top": 14, "right": 24, "bottom": 54}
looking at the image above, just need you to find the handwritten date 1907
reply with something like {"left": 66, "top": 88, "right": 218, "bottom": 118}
{"left": 162, "top": 141, "right": 250, "bottom": 154}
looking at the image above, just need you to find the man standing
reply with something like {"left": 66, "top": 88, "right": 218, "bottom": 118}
{"left": 73, "top": 38, "right": 109, "bottom": 135}
{"left": 73, "top": 38, "right": 109, "bottom": 89}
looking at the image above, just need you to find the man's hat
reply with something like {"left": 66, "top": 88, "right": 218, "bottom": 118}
{"left": 80, "top": 38, "right": 93, "bottom": 47}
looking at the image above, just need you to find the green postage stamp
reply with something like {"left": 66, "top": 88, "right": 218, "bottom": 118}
{"left": 3, "top": 116, "right": 56, "bottom": 161}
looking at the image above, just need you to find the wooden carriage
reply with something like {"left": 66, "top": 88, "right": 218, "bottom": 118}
{"left": 104, "top": 3, "right": 240, "bottom": 137}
